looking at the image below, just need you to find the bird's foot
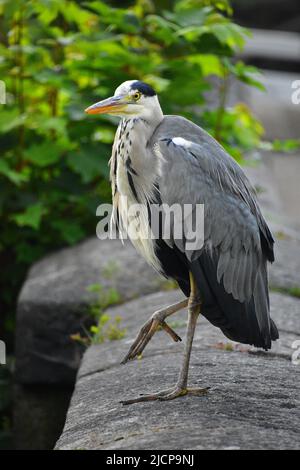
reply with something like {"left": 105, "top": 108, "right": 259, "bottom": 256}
{"left": 121, "top": 313, "right": 181, "bottom": 364}
{"left": 120, "top": 386, "right": 209, "bottom": 405}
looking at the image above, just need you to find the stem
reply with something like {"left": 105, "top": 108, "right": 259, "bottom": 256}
{"left": 49, "top": 87, "right": 58, "bottom": 140}
{"left": 48, "top": 41, "right": 61, "bottom": 139}
{"left": 16, "top": 6, "right": 25, "bottom": 163}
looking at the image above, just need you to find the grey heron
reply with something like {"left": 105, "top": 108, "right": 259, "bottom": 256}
{"left": 85, "top": 80, "right": 279, "bottom": 404}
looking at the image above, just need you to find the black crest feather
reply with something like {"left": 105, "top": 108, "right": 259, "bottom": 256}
{"left": 131, "top": 81, "right": 156, "bottom": 97}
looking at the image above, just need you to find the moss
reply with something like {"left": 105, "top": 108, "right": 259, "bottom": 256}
{"left": 161, "top": 279, "right": 178, "bottom": 291}
{"left": 71, "top": 283, "right": 125, "bottom": 346}
{"left": 270, "top": 285, "right": 300, "bottom": 299}
{"left": 102, "top": 261, "right": 120, "bottom": 280}
{"left": 168, "top": 320, "right": 187, "bottom": 329}
{"left": 274, "top": 230, "right": 290, "bottom": 240}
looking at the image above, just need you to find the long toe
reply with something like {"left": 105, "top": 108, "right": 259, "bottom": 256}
{"left": 121, "top": 319, "right": 180, "bottom": 364}
{"left": 120, "top": 386, "right": 209, "bottom": 405}
{"left": 121, "top": 318, "right": 154, "bottom": 364}
{"left": 187, "top": 387, "right": 210, "bottom": 396}
{"left": 159, "top": 386, "right": 209, "bottom": 401}
{"left": 121, "top": 388, "right": 175, "bottom": 405}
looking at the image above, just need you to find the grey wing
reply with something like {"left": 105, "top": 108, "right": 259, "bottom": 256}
{"left": 151, "top": 117, "right": 275, "bottom": 343}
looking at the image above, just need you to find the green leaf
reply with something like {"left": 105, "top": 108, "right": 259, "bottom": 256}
{"left": 0, "top": 160, "right": 28, "bottom": 185}
{"left": 227, "top": 61, "right": 266, "bottom": 91}
{"left": 66, "top": 147, "right": 109, "bottom": 182}
{"left": 187, "top": 54, "right": 223, "bottom": 77}
{"left": 210, "top": 23, "right": 246, "bottom": 49}
{"left": 86, "top": 283, "right": 102, "bottom": 293}
{"left": 24, "top": 142, "right": 64, "bottom": 167}
{"left": 51, "top": 219, "right": 85, "bottom": 244}
{"left": 0, "top": 109, "right": 26, "bottom": 133}
{"left": 11, "top": 203, "right": 46, "bottom": 230}
{"left": 170, "top": 6, "right": 212, "bottom": 27}
{"left": 272, "top": 139, "right": 300, "bottom": 152}
{"left": 145, "top": 15, "right": 177, "bottom": 46}
{"left": 93, "top": 128, "right": 115, "bottom": 144}
{"left": 34, "top": 0, "right": 60, "bottom": 25}
{"left": 15, "top": 241, "right": 44, "bottom": 264}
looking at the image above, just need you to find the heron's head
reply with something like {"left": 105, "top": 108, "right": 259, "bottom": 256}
{"left": 85, "top": 80, "right": 162, "bottom": 121}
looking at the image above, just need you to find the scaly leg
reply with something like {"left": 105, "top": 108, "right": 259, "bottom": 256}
{"left": 121, "top": 273, "right": 209, "bottom": 405}
{"left": 121, "top": 298, "right": 188, "bottom": 364}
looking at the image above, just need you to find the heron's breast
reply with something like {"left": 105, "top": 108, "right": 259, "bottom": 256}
{"left": 116, "top": 161, "right": 131, "bottom": 196}
{"left": 112, "top": 119, "right": 162, "bottom": 271}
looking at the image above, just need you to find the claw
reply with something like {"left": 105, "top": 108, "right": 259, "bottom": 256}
{"left": 121, "top": 316, "right": 181, "bottom": 364}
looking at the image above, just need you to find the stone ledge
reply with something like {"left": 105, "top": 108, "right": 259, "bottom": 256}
{"left": 55, "top": 290, "right": 300, "bottom": 450}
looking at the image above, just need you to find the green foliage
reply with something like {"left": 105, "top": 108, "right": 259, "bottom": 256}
{"left": 0, "top": 0, "right": 269, "bottom": 335}
{"left": 71, "top": 313, "right": 127, "bottom": 346}
{"left": 161, "top": 278, "right": 178, "bottom": 291}
{"left": 90, "top": 314, "right": 127, "bottom": 344}
{"left": 101, "top": 260, "right": 120, "bottom": 280}
{"left": 270, "top": 285, "right": 300, "bottom": 299}
{"left": 71, "top": 282, "right": 125, "bottom": 346}
{"left": 271, "top": 139, "right": 300, "bottom": 153}
{"left": 86, "top": 282, "right": 121, "bottom": 317}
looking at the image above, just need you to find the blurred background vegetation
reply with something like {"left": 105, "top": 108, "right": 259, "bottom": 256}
{"left": 0, "top": 0, "right": 268, "bottom": 350}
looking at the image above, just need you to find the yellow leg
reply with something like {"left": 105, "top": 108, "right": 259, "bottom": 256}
{"left": 121, "top": 273, "right": 209, "bottom": 405}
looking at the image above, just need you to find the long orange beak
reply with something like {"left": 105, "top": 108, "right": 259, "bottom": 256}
{"left": 85, "top": 95, "right": 126, "bottom": 115}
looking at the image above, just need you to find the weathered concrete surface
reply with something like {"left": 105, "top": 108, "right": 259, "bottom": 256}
{"left": 244, "top": 156, "right": 300, "bottom": 292}
{"left": 265, "top": 154, "right": 300, "bottom": 231}
{"left": 55, "top": 290, "right": 300, "bottom": 450}
{"left": 15, "top": 239, "right": 164, "bottom": 385}
{"left": 241, "top": 29, "right": 300, "bottom": 63}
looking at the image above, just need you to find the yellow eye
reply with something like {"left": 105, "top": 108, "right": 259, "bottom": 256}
{"left": 133, "top": 91, "right": 141, "bottom": 101}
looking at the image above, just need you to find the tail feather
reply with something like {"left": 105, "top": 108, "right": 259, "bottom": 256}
{"left": 253, "top": 265, "right": 271, "bottom": 348}
{"left": 155, "top": 241, "right": 278, "bottom": 349}
{"left": 190, "top": 251, "right": 278, "bottom": 350}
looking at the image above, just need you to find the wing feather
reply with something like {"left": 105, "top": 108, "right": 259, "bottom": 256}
{"left": 150, "top": 116, "right": 275, "bottom": 342}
